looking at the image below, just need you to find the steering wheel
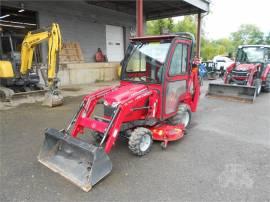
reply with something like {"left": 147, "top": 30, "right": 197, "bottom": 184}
{"left": 140, "top": 76, "right": 156, "bottom": 82}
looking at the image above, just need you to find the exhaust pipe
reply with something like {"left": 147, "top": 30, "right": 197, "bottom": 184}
{"left": 38, "top": 128, "right": 112, "bottom": 192}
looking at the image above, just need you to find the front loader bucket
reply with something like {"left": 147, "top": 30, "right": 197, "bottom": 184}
{"left": 207, "top": 83, "right": 257, "bottom": 103}
{"left": 38, "top": 128, "right": 112, "bottom": 192}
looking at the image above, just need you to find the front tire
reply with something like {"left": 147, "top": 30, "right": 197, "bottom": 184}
{"left": 128, "top": 127, "right": 153, "bottom": 156}
{"left": 254, "top": 78, "right": 262, "bottom": 96}
{"left": 92, "top": 131, "right": 103, "bottom": 143}
{"left": 263, "top": 72, "right": 270, "bottom": 92}
{"left": 167, "top": 104, "right": 191, "bottom": 128}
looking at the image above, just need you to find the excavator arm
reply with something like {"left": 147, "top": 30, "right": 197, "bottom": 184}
{"left": 19, "top": 23, "right": 63, "bottom": 107}
{"left": 20, "top": 23, "right": 62, "bottom": 87}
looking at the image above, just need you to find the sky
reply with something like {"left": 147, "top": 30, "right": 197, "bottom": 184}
{"left": 202, "top": 0, "right": 270, "bottom": 39}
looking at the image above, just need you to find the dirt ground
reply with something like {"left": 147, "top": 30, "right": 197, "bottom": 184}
{"left": 0, "top": 80, "right": 270, "bottom": 202}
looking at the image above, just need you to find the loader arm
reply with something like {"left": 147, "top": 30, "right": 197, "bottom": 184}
{"left": 20, "top": 23, "right": 62, "bottom": 88}
{"left": 70, "top": 86, "right": 153, "bottom": 153}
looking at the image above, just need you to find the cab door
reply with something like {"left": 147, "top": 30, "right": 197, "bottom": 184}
{"left": 162, "top": 40, "right": 191, "bottom": 119}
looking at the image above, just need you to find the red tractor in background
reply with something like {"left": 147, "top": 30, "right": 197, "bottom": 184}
{"left": 38, "top": 33, "right": 200, "bottom": 192}
{"left": 208, "top": 45, "right": 270, "bottom": 102}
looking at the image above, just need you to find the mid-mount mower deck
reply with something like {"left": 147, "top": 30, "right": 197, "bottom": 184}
{"left": 38, "top": 32, "right": 200, "bottom": 191}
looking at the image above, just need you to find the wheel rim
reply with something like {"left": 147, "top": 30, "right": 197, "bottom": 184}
{"left": 181, "top": 111, "right": 190, "bottom": 127}
{"left": 139, "top": 134, "right": 151, "bottom": 152}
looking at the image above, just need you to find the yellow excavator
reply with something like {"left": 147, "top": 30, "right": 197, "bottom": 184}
{"left": 0, "top": 23, "right": 63, "bottom": 107}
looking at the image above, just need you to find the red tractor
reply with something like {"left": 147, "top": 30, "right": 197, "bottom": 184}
{"left": 38, "top": 33, "right": 200, "bottom": 192}
{"left": 208, "top": 45, "right": 270, "bottom": 102}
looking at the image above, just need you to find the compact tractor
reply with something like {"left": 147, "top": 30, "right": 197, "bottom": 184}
{"left": 38, "top": 33, "right": 200, "bottom": 191}
{"left": 208, "top": 45, "right": 270, "bottom": 102}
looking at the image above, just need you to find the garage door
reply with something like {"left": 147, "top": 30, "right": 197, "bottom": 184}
{"left": 106, "top": 25, "right": 124, "bottom": 62}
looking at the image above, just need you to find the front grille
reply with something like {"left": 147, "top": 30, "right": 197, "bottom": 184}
{"left": 230, "top": 70, "right": 249, "bottom": 85}
{"left": 104, "top": 105, "right": 116, "bottom": 117}
{"left": 232, "top": 70, "right": 248, "bottom": 77}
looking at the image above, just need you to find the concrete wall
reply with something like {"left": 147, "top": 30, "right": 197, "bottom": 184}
{"left": 3, "top": 1, "right": 136, "bottom": 62}
{"left": 58, "top": 62, "right": 120, "bottom": 86}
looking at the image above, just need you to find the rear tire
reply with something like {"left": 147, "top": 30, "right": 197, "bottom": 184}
{"left": 167, "top": 104, "right": 191, "bottom": 128}
{"left": 263, "top": 72, "right": 270, "bottom": 92}
{"left": 128, "top": 127, "right": 153, "bottom": 156}
{"left": 254, "top": 78, "right": 262, "bottom": 96}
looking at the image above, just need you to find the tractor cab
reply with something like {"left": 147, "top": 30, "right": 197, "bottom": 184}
{"left": 120, "top": 33, "right": 198, "bottom": 120}
{"left": 121, "top": 34, "right": 194, "bottom": 84}
{"left": 236, "top": 45, "right": 270, "bottom": 75}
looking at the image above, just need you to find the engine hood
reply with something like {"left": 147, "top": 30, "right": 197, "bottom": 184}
{"left": 235, "top": 64, "right": 256, "bottom": 71}
{"left": 104, "top": 83, "right": 150, "bottom": 106}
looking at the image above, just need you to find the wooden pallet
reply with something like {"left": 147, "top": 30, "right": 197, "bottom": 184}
{"left": 59, "top": 42, "right": 84, "bottom": 64}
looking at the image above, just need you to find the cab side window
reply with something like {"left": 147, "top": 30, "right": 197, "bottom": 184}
{"left": 169, "top": 43, "right": 188, "bottom": 76}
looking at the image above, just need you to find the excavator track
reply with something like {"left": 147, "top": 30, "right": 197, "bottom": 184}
{"left": 0, "top": 86, "right": 47, "bottom": 102}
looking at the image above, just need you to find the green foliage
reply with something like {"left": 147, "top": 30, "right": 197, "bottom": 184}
{"left": 230, "top": 24, "right": 264, "bottom": 46}
{"left": 265, "top": 32, "right": 270, "bottom": 44}
{"left": 146, "top": 18, "right": 269, "bottom": 61}
{"left": 146, "top": 18, "right": 174, "bottom": 35}
{"left": 173, "top": 16, "right": 197, "bottom": 35}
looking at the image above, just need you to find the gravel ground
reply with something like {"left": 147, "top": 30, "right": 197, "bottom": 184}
{"left": 0, "top": 80, "right": 269, "bottom": 202}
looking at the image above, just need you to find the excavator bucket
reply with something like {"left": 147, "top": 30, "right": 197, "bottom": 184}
{"left": 207, "top": 83, "right": 257, "bottom": 103}
{"left": 43, "top": 91, "right": 64, "bottom": 107}
{"left": 38, "top": 128, "right": 112, "bottom": 192}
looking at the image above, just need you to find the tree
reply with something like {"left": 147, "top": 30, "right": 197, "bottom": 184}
{"left": 146, "top": 18, "right": 173, "bottom": 35}
{"left": 146, "top": 19, "right": 267, "bottom": 61}
{"left": 265, "top": 32, "right": 270, "bottom": 44}
{"left": 230, "top": 24, "right": 264, "bottom": 46}
{"left": 166, "top": 18, "right": 174, "bottom": 33}
{"left": 146, "top": 16, "right": 197, "bottom": 35}
{"left": 173, "top": 16, "right": 197, "bottom": 35}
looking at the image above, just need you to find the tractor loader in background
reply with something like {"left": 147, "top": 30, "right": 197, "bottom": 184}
{"left": 207, "top": 45, "right": 270, "bottom": 103}
{"left": 0, "top": 23, "right": 63, "bottom": 107}
{"left": 38, "top": 33, "right": 201, "bottom": 191}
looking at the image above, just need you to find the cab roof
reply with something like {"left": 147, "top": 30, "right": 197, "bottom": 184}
{"left": 130, "top": 33, "right": 194, "bottom": 43}
{"left": 130, "top": 35, "right": 178, "bottom": 43}
{"left": 239, "top": 45, "right": 270, "bottom": 48}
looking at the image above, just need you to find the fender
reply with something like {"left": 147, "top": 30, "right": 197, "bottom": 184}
{"left": 224, "top": 62, "right": 236, "bottom": 83}
{"left": 261, "top": 64, "right": 270, "bottom": 81}
{"left": 183, "top": 69, "right": 200, "bottom": 112}
{"left": 246, "top": 63, "right": 261, "bottom": 86}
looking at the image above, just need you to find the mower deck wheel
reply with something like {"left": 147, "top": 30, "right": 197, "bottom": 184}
{"left": 128, "top": 127, "right": 153, "bottom": 156}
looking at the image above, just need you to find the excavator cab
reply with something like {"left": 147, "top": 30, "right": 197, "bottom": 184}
{"left": 0, "top": 34, "right": 20, "bottom": 79}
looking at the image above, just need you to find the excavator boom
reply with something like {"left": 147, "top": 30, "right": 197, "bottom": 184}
{"left": 20, "top": 23, "right": 62, "bottom": 86}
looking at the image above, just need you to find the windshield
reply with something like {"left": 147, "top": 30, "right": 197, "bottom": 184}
{"left": 122, "top": 42, "right": 171, "bottom": 83}
{"left": 236, "top": 47, "right": 267, "bottom": 63}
